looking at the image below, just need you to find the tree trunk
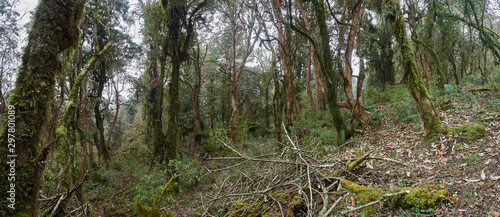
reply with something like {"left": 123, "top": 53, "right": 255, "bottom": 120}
{"left": 258, "top": 11, "right": 282, "bottom": 144}
{"left": 306, "top": 43, "right": 314, "bottom": 111}
{"left": 162, "top": 0, "right": 207, "bottom": 163}
{"left": 190, "top": 28, "right": 203, "bottom": 158}
{"left": 411, "top": 37, "right": 445, "bottom": 91}
{"left": 150, "top": 58, "right": 166, "bottom": 163}
{"left": 313, "top": 0, "right": 349, "bottom": 144}
{"left": 0, "top": 0, "right": 86, "bottom": 215}
{"left": 313, "top": 52, "right": 323, "bottom": 110}
{"left": 93, "top": 22, "right": 110, "bottom": 164}
{"left": 296, "top": 4, "right": 314, "bottom": 111}
{"left": 343, "top": 0, "right": 366, "bottom": 126}
{"left": 106, "top": 78, "right": 120, "bottom": 147}
{"left": 227, "top": 2, "right": 260, "bottom": 141}
{"left": 386, "top": 0, "right": 444, "bottom": 141}
{"left": 166, "top": 59, "right": 180, "bottom": 163}
{"left": 271, "top": 0, "right": 294, "bottom": 129}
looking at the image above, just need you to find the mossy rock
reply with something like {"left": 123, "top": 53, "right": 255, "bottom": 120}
{"left": 437, "top": 98, "right": 453, "bottom": 111}
{"left": 446, "top": 124, "right": 487, "bottom": 143}
{"left": 90, "top": 172, "right": 108, "bottom": 184}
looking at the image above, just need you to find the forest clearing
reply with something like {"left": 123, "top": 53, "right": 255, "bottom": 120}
{"left": 0, "top": 0, "right": 499, "bottom": 216}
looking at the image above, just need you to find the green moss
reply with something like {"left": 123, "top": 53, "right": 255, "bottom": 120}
{"left": 446, "top": 124, "right": 487, "bottom": 143}
{"left": 438, "top": 98, "right": 453, "bottom": 111}
{"left": 341, "top": 180, "right": 448, "bottom": 211}
{"left": 398, "top": 187, "right": 448, "bottom": 209}
{"left": 55, "top": 127, "right": 68, "bottom": 160}
{"left": 341, "top": 180, "right": 382, "bottom": 204}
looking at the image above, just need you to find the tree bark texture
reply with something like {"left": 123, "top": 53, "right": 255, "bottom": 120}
{"left": 0, "top": 0, "right": 86, "bottom": 215}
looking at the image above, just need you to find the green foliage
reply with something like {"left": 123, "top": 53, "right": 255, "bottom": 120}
{"left": 234, "top": 116, "right": 250, "bottom": 142}
{"left": 364, "top": 85, "right": 421, "bottom": 124}
{"left": 83, "top": 169, "right": 116, "bottom": 200}
{"left": 364, "top": 86, "right": 391, "bottom": 104}
{"left": 133, "top": 166, "right": 172, "bottom": 206}
{"left": 206, "top": 122, "right": 230, "bottom": 156}
{"left": 437, "top": 98, "right": 453, "bottom": 111}
{"left": 135, "top": 177, "right": 177, "bottom": 217}
{"left": 167, "top": 159, "right": 203, "bottom": 190}
{"left": 366, "top": 108, "right": 387, "bottom": 125}
{"left": 292, "top": 110, "right": 336, "bottom": 146}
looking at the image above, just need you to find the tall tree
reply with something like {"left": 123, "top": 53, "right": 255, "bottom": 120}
{"left": 0, "top": 0, "right": 86, "bottom": 215}
{"left": 162, "top": 0, "right": 207, "bottom": 163}
{"left": 312, "top": 0, "right": 350, "bottom": 143}
{"left": 385, "top": 0, "right": 444, "bottom": 141}
{"left": 270, "top": 0, "right": 295, "bottom": 129}
{"left": 219, "top": 0, "right": 261, "bottom": 141}
{"left": 339, "top": 0, "right": 367, "bottom": 126}
{"left": 139, "top": 0, "right": 168, "bottom": 163}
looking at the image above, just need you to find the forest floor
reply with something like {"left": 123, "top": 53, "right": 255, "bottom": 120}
{"left": 85, "top": 85, "right": 500, "bottom": 216}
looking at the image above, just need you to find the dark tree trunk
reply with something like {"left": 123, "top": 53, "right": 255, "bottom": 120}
{"left": 166, "top": 59, "right": 180, "bottom": 163}
{"left": 162, "top": 0, "right": 207, "bottom": 163}
{"left": 93, "top": 23, "right": 110, "bottom": 164}
{"left": 313, "top": 0, "right": 349, "bottom": 143}
{"left": 0, "top": 0, "right": 86, "bottom": 215}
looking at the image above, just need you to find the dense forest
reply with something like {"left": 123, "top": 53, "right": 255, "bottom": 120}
{"left": 0, "top": 0, "right": 499, "bottom": 216}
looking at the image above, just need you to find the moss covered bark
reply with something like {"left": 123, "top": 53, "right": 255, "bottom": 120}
{"left": 341, "top": 180, "right": 448, "bottom": 212}
{"left": 313, "top": 0, "right": 349, "bottom": 143}
{"left": 162, "top": 0, "right": 207, "bottom": 163}
{"left": 385, "top": 0, "right": 444, "bottom": 142}
{"left": 0, "top": 0, "right": 86, "bottom": 215}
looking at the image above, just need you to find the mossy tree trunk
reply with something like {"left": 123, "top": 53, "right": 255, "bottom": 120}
{"left": 92, "top": 21, "right": 111, "bottom": 164}
{"left": 162, "top": 0, "right": 207, "bottom": 164}
{"left": 312, "top": 0, "right": 349, "bottom": 143}
{"left": 152, "top": 57, "right": 166, "bottom": 163}
{"left": 139, "top": 0, "right": 167, "bottom": 164}
{"left": 0, "top": 0, "right": 86, "bottom": 216}
{"left": 411, "top": 37, "right": 445, "bottom": 91}
{"left": 385, "top": 0, "right": 444, "bottom": 141}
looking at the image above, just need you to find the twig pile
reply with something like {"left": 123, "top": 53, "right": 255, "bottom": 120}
{"left": 200, "top": 127, "right": 404, "bottom": 216}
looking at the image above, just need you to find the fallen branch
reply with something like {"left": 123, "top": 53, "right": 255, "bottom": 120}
{"left": 341, "top": 190, "right": 410, "bottom": 215}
